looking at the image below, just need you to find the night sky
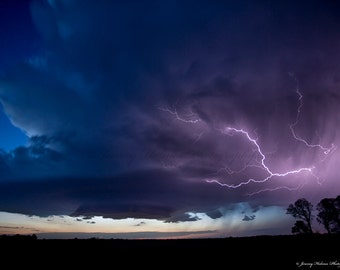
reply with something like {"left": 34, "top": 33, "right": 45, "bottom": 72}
{"left": 1, "top": 0, "right": 340, "bottom": 238}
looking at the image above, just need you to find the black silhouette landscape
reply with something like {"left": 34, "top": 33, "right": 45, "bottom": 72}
{"left": 1, "top": 234, "right": 340, "bottom": 269}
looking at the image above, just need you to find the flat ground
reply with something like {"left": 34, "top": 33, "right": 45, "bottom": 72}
{"left": 1, "top": 234, "right": 339, "bottom": 268}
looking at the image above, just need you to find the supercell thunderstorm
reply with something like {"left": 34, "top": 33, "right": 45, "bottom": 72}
{"left": 1, "top": 1, "right": 340, "bottom": 230}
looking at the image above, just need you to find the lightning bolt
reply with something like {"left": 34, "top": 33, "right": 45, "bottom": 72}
{"left": 193, "top": 131, "right": 205, "bottom": 144}
{"left": 159, "top": 75, "right": 336, "bottom": 194}
{"left": 289, "top": 78, "right": 336, "bottom": 155}
{"left": 246, "top": 182, "right": 307, "bottom": 196}
{"left": 158, "top": 107, "right": 200, "bottom": 124}
{"left": 205, "top": 127, "right": 314, "bottom": 189}
{"left": 159, "top": 106, "right": 205, "bottom": 145}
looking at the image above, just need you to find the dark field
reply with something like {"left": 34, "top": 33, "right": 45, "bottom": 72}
{"left": 1, "top": 234, "right": 339, "bottom": 268}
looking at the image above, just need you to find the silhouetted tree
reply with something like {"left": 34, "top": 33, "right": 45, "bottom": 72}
{"left": 317, "top": 198, "right": 336, "bottom": 234}
{"left": 335, "top": 195, "right": 340, "bottom": 232}
{"left": 286, "top": 198, "right": 313, "bottom": 234}
{"left": 291, "top": 220, "right": 310, "bottom": 234}
{"left": 317, "top": 196, "right": 340, "bottom": 233}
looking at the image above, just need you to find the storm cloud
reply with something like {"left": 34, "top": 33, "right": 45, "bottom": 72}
{"left": 0, "top": 0, "right": 340, "bottom": 227}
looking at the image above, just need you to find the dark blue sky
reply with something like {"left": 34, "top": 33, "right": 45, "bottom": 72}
{"left": 1, "top": 0, "right": 340, "bottom": 237}
{"left": 0, "top": 0, "right": 40, "bottom": 150}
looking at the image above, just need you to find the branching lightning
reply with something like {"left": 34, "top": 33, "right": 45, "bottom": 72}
{"left": 246, "top": 182, "right": 307, "bottom": 196}
{"left": 158, "top": 106, "right": 204, "bottom": 144}
{"left": 289, "top": 77, "right": 336, "bottom": 156}
{"left": 205, "top": 127, "right": 314, "bottom": 190}
{"left": 158, "top": 107, "right": 200, "bottom": 124}
{"left": 159, "top": 75, "right": 336, "bottom": 194}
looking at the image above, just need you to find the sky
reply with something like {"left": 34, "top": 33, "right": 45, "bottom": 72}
{"left": 0, "top": 0, "right": 340, "bottom": 239}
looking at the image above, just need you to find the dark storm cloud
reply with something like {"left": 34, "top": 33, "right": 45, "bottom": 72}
{"left": 165, "top": 213, "right": 201, "bottom": 223}
{"left": 0, "top": 169, "right": 239, "bottom": 219}
{"left": 0, "top": 0, "right": 340, "bottom": 220}
{"left": 205, "top": 209, "right": 223, "bottom": 220}
{"left": 242, "top": 215, "right": 256, "bottom": 222}
{"left": 135, "top": 222, "right": 146, "bottom": 227}
{"left": 0, "top": 136, "right": 66, "bottom": 180}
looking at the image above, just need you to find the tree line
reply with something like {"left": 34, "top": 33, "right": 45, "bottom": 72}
{"left": 0, "top": 234, "right": 37, "bottom": 241}
{"left": 286, "top": 195, "right": 340, "bottom": 234}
